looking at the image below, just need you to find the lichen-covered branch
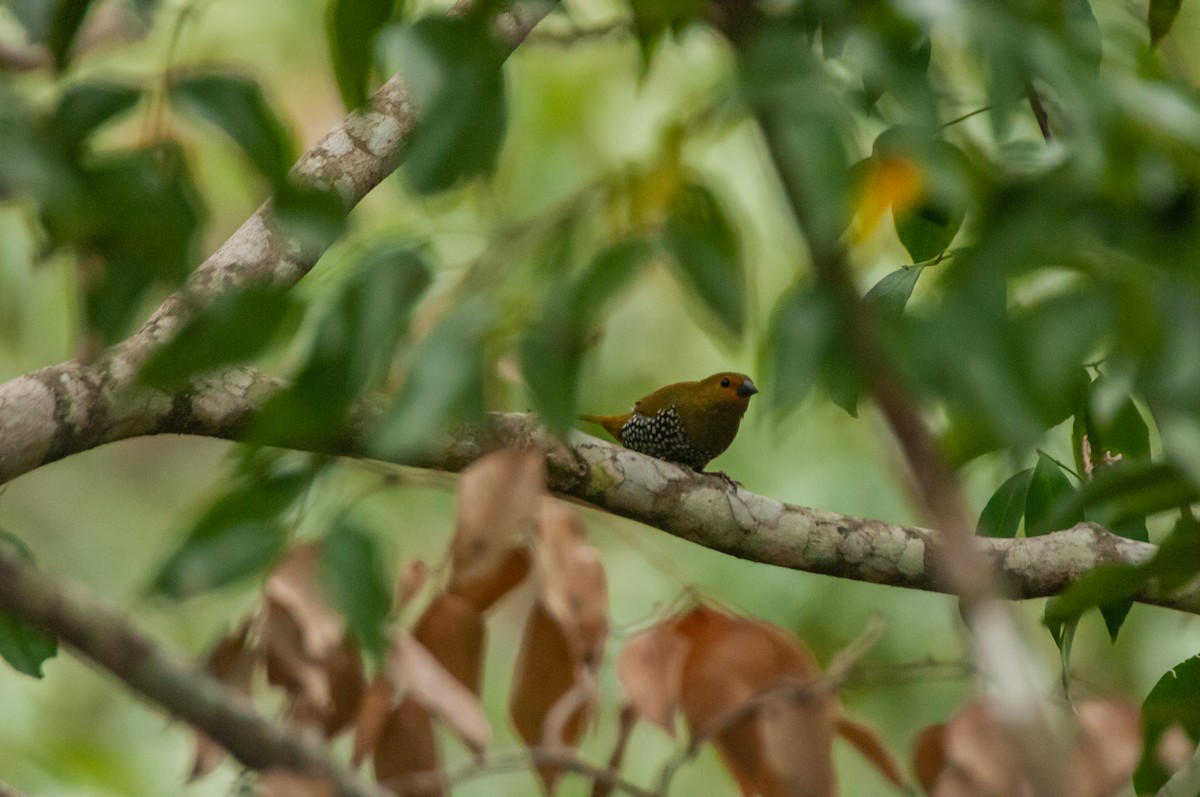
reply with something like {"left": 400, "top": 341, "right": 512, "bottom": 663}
{"left": 0, "top": 548, "right": 388, "bottom": 797}
{"left": 3, "top": 362, "right": 1193, "bottom": 618}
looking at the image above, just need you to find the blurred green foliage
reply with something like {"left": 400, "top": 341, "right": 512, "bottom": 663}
{"left": 2, "top": 0, "right": 1200, "bottom": 794}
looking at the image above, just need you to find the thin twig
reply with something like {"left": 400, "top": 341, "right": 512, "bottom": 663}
{"left": 0, "top": 550, "right": 387, "bottom": 797}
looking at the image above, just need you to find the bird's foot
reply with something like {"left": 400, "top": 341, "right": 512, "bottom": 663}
{"left": 704, "top": 470, "right": 742, "bottom": 489}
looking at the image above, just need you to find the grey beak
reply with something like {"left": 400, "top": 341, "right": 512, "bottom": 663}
{"left": 737, "top": 378, "right": 758, "bottom": 397}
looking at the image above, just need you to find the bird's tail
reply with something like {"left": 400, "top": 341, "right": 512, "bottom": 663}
{"left": 578, "top": 413, "right": 630, "bottom": 441}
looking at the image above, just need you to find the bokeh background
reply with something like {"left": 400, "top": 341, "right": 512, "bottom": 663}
{"left": 2, "top": 0, "right": 1200, "bottom": 794}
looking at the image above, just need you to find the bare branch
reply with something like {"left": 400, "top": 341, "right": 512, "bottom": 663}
{"left": 0, "top": 549, "right": 388, "bottom": 797}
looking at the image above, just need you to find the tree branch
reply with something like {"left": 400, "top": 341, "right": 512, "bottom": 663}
{"left": 3, "top": 360, "right": 1194, "bottom": 618}
{"left": 0, "top": 549, "right": 388, "bottom": 797}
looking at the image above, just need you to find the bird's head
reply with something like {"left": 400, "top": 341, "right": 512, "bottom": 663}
{"left": 698, "top": 372, "right": 759, "bottom": 412}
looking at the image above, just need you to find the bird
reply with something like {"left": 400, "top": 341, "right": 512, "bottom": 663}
{"left": 579, "top": 372, "right": 758, "bottom": 472}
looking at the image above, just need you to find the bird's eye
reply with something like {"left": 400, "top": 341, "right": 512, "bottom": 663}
{"left": 720, "top": 377, "right": 731, "bottom": 388}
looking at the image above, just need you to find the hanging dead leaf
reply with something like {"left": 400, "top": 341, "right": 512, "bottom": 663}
{"left": 290, "top": 637, "right": 366, "bottom": 738}
{"left": 1067, "top": 698, "right": 1143, "bottom": 797}
{"left": 836, "top": 717, "right": 906, "bottom": 790}
{"left": 265, "top": 542, "right": 345, "bottom": 662}
{"left": 934, "top": 701, "right": 1023, "bottom": 797}
{"left": 374, "top": 698, "right": 442, "bottom": 796}
{"left": 257, "top": 769, "right": 337, "bottom": 797}
{"left": 674, "top": 605, "right": 834, "bottom": 797}
{"left": 449, "top": 449, "right": 544, "bottom": 602}
{"left": 352, "top": 673, "right": 395, "bottom": 767}
{"left": 190, "top": 620, "right": 257, "bottom": 781}
{"left": 536, "top": 498, "right": 608, "bottom": 667}
{"left": 396, "top": 559, "right": 430, "bottom": 609}
{"left": 616, "top": 622, "right": 690, "bottom": 735}
{"left": 264, "top": 601, "right": 332, "bottom": 709}
{"left": 412, "top": 592, "right": 486, "bottom": 694}
{"left": 451, "top": 546, "right": 533, "bottom": 613}
{"left": 386, "top": 631, "right": 491, "bottom": 755}
{"left": 911, "top": 722, "right": 947, "bottom": 795}
{"left": 510, "top": 601, "right": 592, "bottom": 793}
{"left": 923, "top": 697, "right": 1141, "bottom": 797}
{"left": 759, "top": 693, "right": 838, "bottom": 797}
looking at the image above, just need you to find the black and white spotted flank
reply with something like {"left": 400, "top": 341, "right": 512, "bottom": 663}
{"left": 619, "top": 407, "right": 713, "bottom": 470}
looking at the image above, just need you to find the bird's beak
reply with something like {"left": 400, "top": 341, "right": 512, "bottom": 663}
{"left": 737, "top": 378, "right": 758, "bottom": 397}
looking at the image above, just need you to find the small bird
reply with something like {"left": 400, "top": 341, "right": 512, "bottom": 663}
{"left": 579, "top": 372, "right": 758, "bottom": 472}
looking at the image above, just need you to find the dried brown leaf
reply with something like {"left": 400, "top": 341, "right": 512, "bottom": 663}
{"left": 190, "top": 621, "right": 257, "bottom": 781}
{"left": 674, "top": 606, "right": 832, "bottom": 797}
{"left": 933, "top": 701, "right": 1026, "bottom": 797}
{"left": 911, "top": 722, "right": 947, "bottom": 795}
{"left": 266, "top": 542, "right": 344, "bottom": 662}
{"left": 616, "top": 622, "right": 690, "bottom": 735}
{"left": 510, "top": 601, "right": 591, "bottom": 793}
{"left": 352, "top": 674, "right": 395, "bottom": 767}
{"left": 536, "top": 498, "right": 608, "bottom": 666}
{"left": 1068, "top": 698, "right": 1143, "bottom": 797}
{"left": 760, "top": 695, "right": 838, "bottom": 797}
{"left": 449, "top": 449, "right": 544, "bottom": 597}
{"left": 290, "top": 637, "right": 365, "bottom": 738}
{"left": 386, "top": 631, "right": 491, "bottom": 754}
{"left": 451, "top": 546, "right": 532, "bottom": 613}
{"left": 257, "top": 769, "right": 337, "bottom": 797}
{"left": 412, "top": 592, "right": 486, "bottom": 694}
{"left": 264, "top": 602, "right": 331, "bottom": 709}
{"left": 837, "top": 716, "right": 906, "bottom": 790}
{"left": 374, "top": 698, "right": 442, "bottom": 795}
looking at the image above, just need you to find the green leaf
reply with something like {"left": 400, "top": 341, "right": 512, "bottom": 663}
{"left": 825, "top": 265, "right": 926, "bottom": 416}
{"left": 373, "top": 297, "right": 492, "bottom": 461}
{"left": 763, "top": 283, "right": 839, "bottom": 414}
{"left": 273, "top": 183, "right": 349, "bottom": 262}
{"left": 171, "top": 71, "right": 296, "bottom": 185}
{"left": 978, "top": 468, "right": 1034, "bottom": 538}
{"left": 1043, "top": 564, "right": 1148, "bottom": 630}
{"left": 1154, "top": 514, "right": 1200, "bottom": 592}
{"left": 253, "top": 244, "right": 432, "bottom": 449}
{"left": 320, "top": 522, "right": 391, "bottom": 658}
{"left": 1149, "top": 0, "right": 1183, "bottom": 46}
{"left": 895, "top": 200, "right": 964, "bottom": 263}
{"left": 1099, "top": 599, "right": 1133, "bottom": 643}
{"left": 49, "top": 0, "right": 94, "bottom": 70}
{"left": 50, "top": 81, "right": 143, "bottom": 151}
{"left": 383, "top": 16, "right": 508, "bottom": 193}
{"left": 629, "top": 0, "right": 705, "bottom": 69}
{"left": 1024, "top": 453, "right": 1080, "bottom": 536}
{"left": 1042, "top": 460, "right": 1196, "bottom": 535}
{"left": 151, "top": 469, "right": 313, "bottom": 599}
{"left": 0, "top": 531, "right": 58, "bottom": 678}
{"left": 326, "top": 0, "right": 396, "bottom": 110}
{"left": 1045, "top": 613, "right": 1077, "bottom": 699}
{"left": 865, "top": 266, "right": 925, "bottom": 317}
{"left": 82, "top": 143, "right": 204, "bottom": 343}
{"left": 523, "top": 240, "right": 650, "bottom": 436}
{"left": 139, "top": 282, "right": 298, "bottom": 391}
{"left": 1134, "top": 655, "right": 1200, "bottom": 793}
{"left": 662, "top": 182, "right": 746, "bottom": 338}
